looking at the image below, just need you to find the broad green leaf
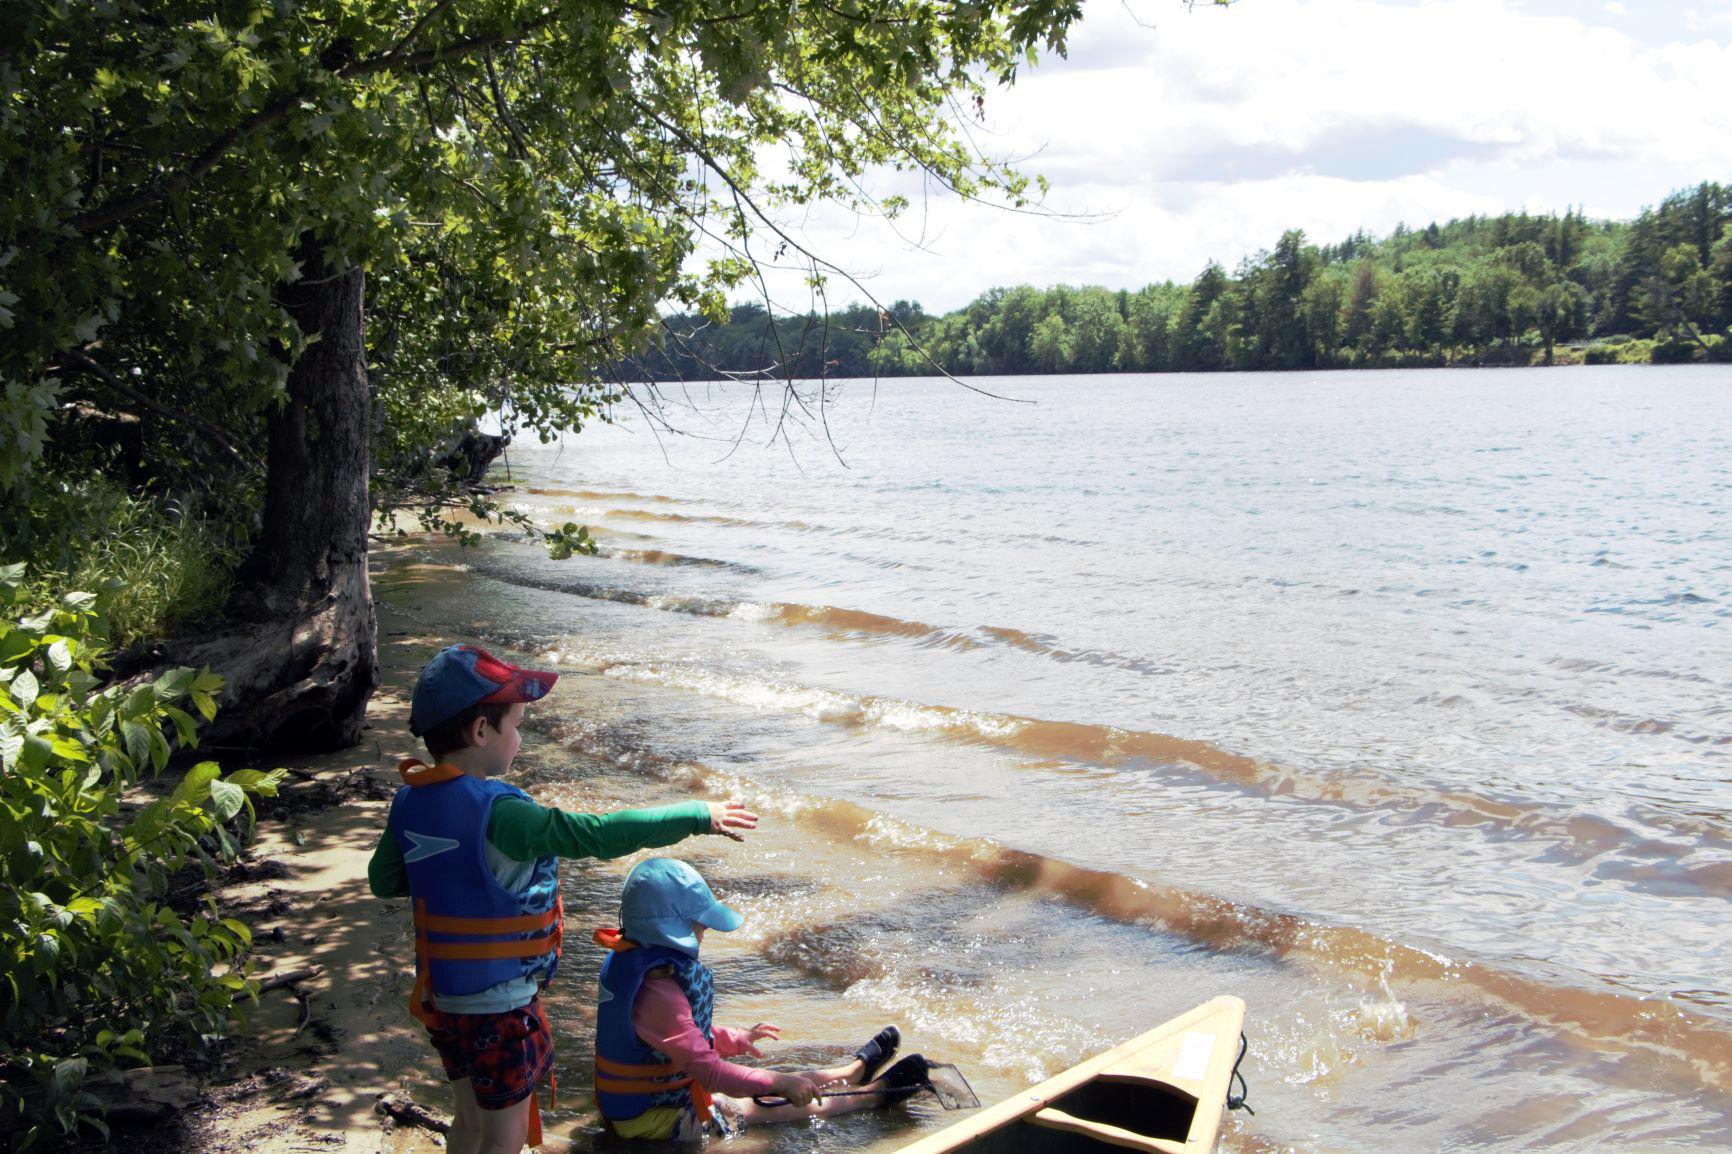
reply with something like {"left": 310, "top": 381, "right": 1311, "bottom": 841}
{"left": 45, "top": 640, "right": 72, "bottom": 674}
{"left": 10, "top": 668, "right": 38, "bottom": 709}
{"left": 120, "top": 720, "right": 150, "bottom": 769}
{"left": 163, "top": 705, "right": 199, "bottom": 747}
{"left": 147, "top": 726, "right": 171, "bottom": 772}
{"left": 208, "top": 778, "right": 246, "bottom": 821}
{"left": 50, "top": 1057, "right": 87, "bottom": 1103}
{"left": 0, "top": 718, "right": 22, "bottom": 768}
{"left": 124, "top": 684, "right": 157, "bottom": 716}
{"left": 153, "top": 668, "right": 195, "bottom": 700}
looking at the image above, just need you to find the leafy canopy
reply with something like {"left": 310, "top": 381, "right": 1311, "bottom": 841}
{"left": 2, "top": 0, "right": 1094, "bottom": 527}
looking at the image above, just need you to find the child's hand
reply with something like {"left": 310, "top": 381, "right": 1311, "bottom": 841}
{"left": 708, "top": 800, "right": 758, "bottom": 841}
{"left": 741, "top": 1022, "right": 781, "bottom": 1057}
{"left": 771, "top": 1072, "right": 825, "bottom": 1107}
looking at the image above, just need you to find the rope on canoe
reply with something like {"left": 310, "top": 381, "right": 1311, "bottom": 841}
{"left": 1226, "top": 1032, "right": 1255, "bottom": 1116}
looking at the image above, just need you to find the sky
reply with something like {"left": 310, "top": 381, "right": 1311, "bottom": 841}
{"left": 723, "top": 0, "right": 1732, "bottom": 314}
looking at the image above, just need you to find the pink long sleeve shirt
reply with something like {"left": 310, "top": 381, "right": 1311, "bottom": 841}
{"left": 633, "top": 976, "right": 781, "bottom": 1098}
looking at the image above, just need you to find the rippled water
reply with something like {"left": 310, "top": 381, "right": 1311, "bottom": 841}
{"left": 378, "top": 366, "right": 1732, "bottom": 1152}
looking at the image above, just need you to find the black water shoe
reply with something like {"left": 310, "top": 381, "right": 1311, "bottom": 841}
{"left": 852, "top": 1025, "right": 901, "bottom": 1085}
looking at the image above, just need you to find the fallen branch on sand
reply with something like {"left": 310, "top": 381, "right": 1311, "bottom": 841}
{"left": 252, "top": 966, "right": 325, "bottom": 995}
{"left": 376, "top": 1092, "right": 452, "bottom": 1134}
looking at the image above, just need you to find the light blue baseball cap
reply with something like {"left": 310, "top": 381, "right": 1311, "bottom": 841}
{"left": 620, "top": 858, "right": 743, "bottom": 956}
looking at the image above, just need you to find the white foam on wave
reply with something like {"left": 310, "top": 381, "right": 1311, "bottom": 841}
{"left": 598, "top": 660, "right": 1030, "bottom": 743}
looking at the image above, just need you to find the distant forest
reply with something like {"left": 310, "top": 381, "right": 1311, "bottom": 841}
{"left": 630, "top": 181, "right": 1731, "bottom": 379}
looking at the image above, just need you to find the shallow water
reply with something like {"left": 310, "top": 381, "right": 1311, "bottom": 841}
{"left": 377, "top": 366, "right": 1732, "bottom": 1151}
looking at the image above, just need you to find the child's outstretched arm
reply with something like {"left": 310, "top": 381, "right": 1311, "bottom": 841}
{"left": 487, "top": 797, "right": 758, "bottom": 862}
{"left": 637, "top": 980, "right": 824, "bottom": 1105}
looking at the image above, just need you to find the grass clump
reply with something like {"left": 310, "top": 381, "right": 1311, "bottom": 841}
{"left": 2, "top": 478, "right": 245, "bottom": 648}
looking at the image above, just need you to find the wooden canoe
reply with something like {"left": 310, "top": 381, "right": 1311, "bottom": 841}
{"left": 897, "top": 996, "right": 1249, "bottom": 1154}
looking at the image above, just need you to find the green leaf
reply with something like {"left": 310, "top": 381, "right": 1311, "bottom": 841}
{"left": 163, "top": 705, "right": 200, "bottom": 747}
{"left": 46, "top": 640, "right": 72, "bottom": 674}
{"left": 171, "top": 762, "right": 222, "bottom": 808}
{"left": 50, "top": 1057, "right": 87, "bottom": 1104}
{"left": 19, "top": 732, "right": 51, "bottom": 772}
{"left": 226, "top": 767, "right": 286, "bottom": 797}
{"left": 124, "top": 684, "right": 157, "bottom": 716}
{"left": 120, "top": 720, "right": 150, "bottom": 769}
{"left": 10, "top": 668, "right": 38, "bottom": 709}
{"left": 208, "top": 778, "right": 246, "bottom": 822}
{"left": 153, "top": 668, "right": 195, "bottom": 700}
{"left": 46, "top": 733, "right": 91, "bottom": 763}
{"left": 0, "top": 718, "right": 22, "bottom": 768}
{"left": 147, "top": 725, "right": 171, "bottom": 771}
{"left": 190, "top": 690, "right": 218, "bottom": 722}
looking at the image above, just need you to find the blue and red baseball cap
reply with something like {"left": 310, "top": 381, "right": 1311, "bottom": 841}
{"left": 409, "top": 644, "right": 559, "bottom": 736}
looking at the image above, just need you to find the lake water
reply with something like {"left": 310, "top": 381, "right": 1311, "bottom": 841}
{"left": 376, "top": 365, "right": 1732, "bottom": 1152}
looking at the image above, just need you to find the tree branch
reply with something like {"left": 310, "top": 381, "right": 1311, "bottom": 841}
{"left": 60, "top": 349, "right": 258, "bottom": 469}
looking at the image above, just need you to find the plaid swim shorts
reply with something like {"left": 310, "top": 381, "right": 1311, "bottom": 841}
{"left": 425, "top": 997, "right": 554, "bottom": 1110}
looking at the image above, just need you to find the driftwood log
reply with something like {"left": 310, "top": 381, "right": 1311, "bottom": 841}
{"left": 89, "top": 1065, "right": 202, "bottom": 1127}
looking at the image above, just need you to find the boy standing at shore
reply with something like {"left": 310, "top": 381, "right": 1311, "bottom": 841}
{"left": 368, "top": 644, "right": 757, "bottom": 1153}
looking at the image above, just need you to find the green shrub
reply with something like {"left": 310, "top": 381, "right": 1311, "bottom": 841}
{"left": 3, "top": 481, "right": 243, "bottom": 648}
{"left": 1649, "top": 338, "right": 1697, "bottom": 364}
{"left": 0, "top": 564, "right": 284, "bottom": 1148}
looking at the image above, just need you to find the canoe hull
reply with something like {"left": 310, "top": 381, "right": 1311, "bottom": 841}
{"left": 897, "top": 996, "right": 1249, "bottom": 1154}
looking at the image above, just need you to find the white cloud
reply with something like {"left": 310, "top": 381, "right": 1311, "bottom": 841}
{"left": 1604, "top": 2, "right": 1626, "bottom": 15}
{"left": 703, "top": 0, "right": 1732, "bottom": 312}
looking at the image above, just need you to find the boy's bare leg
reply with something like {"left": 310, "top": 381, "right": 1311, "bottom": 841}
{"left": 477, "top": 1096, "right": 532, "bottom": 1154}
{"left": 448, "top": 1079, "right": 482, "bottom": 1154}
{"left": 448, "top": 1078, "right": 532, "bottom": 1154}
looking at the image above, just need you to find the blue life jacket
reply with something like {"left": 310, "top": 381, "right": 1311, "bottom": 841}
{"left": 593, "top": 929, "right": 716, "bottom": 1122}
{"left": 386, "top": 761, "right": 563, "bottom": 1019}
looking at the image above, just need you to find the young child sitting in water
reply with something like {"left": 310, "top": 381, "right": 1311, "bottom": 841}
{"left": 593, "top": 857, "right": 930, "bottom": 1139}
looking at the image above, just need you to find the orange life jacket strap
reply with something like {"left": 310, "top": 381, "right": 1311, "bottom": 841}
{"left": 527, "top": 1092, "right": 542, "bottom": 1147}
{"left": 408, "top": 899, "right": 439, "bottom": 1026}
{"left": 419, "top": 907, "right": 561, "bottom": 935}
{"left": 691, "top": 1082, "right": 715, "bottom": 1113}
{"left": 595, "top": 1055, "right": 684, "bottom": 1078}
{"left": 595, "top": 1074, "right": 695, "bottom": 1095}
{"left": 593, "top": 926, "right": 636, "bottom": 952}
{"left": 398, "top": 758, "right": 465, "bottom": 786}
{"left": 424, "top": 938, "right": 557, "bottom": 961}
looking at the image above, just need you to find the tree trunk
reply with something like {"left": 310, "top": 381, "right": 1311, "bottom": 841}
{"left": 119, "top": 239, "right": 379, "bottom": 753}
